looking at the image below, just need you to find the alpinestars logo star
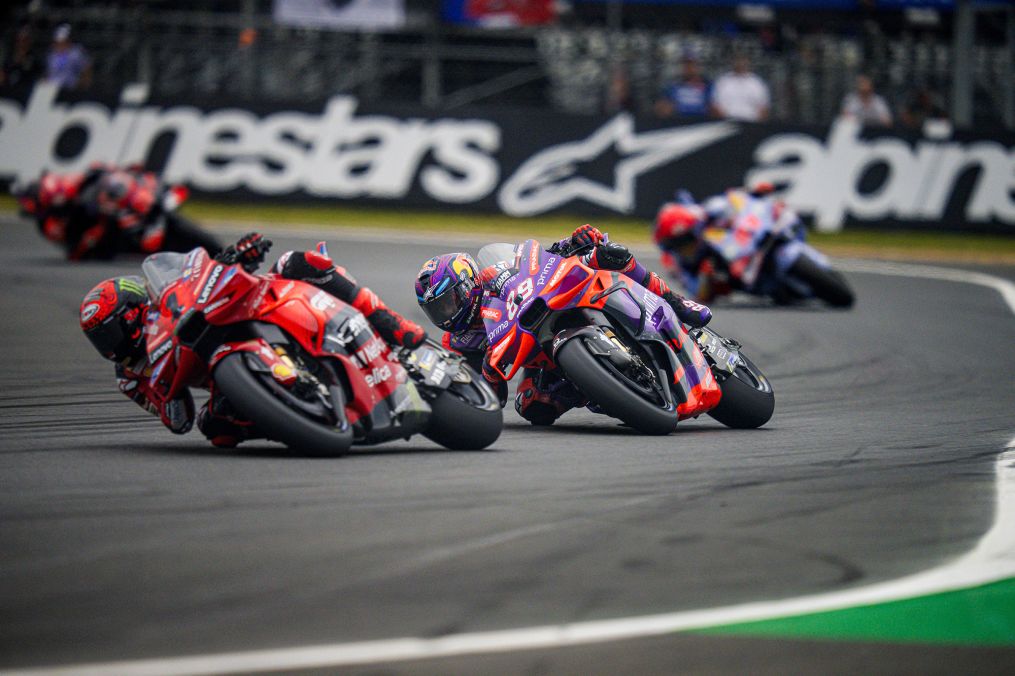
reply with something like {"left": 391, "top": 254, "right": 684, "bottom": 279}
{"left": 498, "top": 114, "right": 737, "bottom": 216}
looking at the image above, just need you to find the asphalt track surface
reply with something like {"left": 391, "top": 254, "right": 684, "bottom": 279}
{"left": 2, "top": 218, "right": 1015, "bottom": 674}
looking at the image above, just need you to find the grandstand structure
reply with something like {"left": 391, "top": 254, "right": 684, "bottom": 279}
{"left": 2, "top": 0, "right": 1012, "bottom": 130}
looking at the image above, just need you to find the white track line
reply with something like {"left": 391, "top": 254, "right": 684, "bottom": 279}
{"left": 834, "top": 259, "right": 1015, "bottom": 315}
{"left": 8, "top": 263, "right": 1015, "bottom": 676}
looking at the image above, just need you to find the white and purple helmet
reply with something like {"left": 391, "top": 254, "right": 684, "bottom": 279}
{"left": 415, "top": 253, "right": 481, "bottom": 332}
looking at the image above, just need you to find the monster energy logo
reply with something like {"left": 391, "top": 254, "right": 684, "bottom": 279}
{"left": 118, "top": 278, "right": 146, "bottom": 297}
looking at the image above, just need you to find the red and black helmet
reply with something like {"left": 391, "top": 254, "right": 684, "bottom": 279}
{"left": 654, "top": 203, "right": 705, "bottom": 247}
{"left": 80, "top": 276, "right": 150, "bottom": 361}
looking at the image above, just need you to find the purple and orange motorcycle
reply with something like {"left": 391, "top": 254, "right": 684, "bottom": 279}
{"left": 477, "top": 238, "right": 775, "bottom": 435}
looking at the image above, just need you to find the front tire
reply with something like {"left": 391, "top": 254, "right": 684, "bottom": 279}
{"left": 707, "top": 353, "right": 775, "bottom": 429}
{"left": 788, "top": 255, "right": 854, "bottom": 308}
{"left": 213, "top": 352, "right": 353, "bottom": 456}
{"left": 556, "top": 337, "right": 678, "bottom": 435}
{"left": 424, "top": 374, "right": 503, "bottom": 450}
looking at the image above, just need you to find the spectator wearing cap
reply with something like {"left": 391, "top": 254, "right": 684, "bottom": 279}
{"left": 840, "top": 75, "right": 892, "bottom": 127}
{"left": 711, "top": 53, "right": 770, "bottom": 122}
{"left": 654, "top": 51, "right": 711, "bottom": 119}
{"left": 46, "top": 24, "right": 91, "bottom": 90}
{"left": 0, "top": 26, "right": 42, "bottom": 90}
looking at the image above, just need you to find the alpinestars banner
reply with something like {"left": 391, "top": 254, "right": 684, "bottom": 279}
{"left": 1, "top": 84, "right": 1013, "bottom": 232}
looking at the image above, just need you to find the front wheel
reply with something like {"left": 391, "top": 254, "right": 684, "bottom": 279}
{"left": 788, "top": 255, "right": 854, "bottom": 308}
{"left": 424, "top": 372, "right": 503, "bottom": 450}
{"left": 556, "top": 336, "right": 678, "bottom": 435}
{"left": 213, "top": 352, "right": 352, "bottom": 456}
{"left": 707, "top": 352, "right": 775, "bottom": 429}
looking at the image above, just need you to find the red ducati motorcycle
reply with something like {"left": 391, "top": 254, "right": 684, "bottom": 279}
{"left": 140, "top": 247, "right": 502, "bottom": 455}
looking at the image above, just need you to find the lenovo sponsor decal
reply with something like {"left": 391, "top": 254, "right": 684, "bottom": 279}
{"left": 197, "top": 265, "right": 223, "bottom": 305}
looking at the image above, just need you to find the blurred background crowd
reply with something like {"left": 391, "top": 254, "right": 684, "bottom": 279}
{"left": 0, "top": 0, "right": 1011, "bottom": 132}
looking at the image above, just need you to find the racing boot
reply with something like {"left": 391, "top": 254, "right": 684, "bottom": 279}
{"left": 514, "top": 368, "right": 587, "bottom": 426}
{"left": 277, "top": 244, "right": 427, "bottom": 349}
{"left": 348, "top": 286, "right": 427, "bottom": 350}
{"left": 197, "top": 392, "right": 258, "bottom": 448}
{"left": 645, "top": 270, "right": 712, "bottom": 328}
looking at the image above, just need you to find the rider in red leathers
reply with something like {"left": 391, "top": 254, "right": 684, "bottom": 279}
{"left": 414, "top": 224, "right": 711, "bottom": 426}
{"left": 16, "top": 162, "right": 221, "bottom": 259}
{"left": 80, "top": 233, "right": 426, "bottom": 447}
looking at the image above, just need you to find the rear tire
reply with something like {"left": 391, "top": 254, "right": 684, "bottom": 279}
{"left": 707, "top": 353, "right": 775, "bottom": 429}
{"left": 789, "top": 256, "right": 854, "bottom": 308}
{"left": 424, "top": 374, "right": 503, "bottom": 450}
{"left": 213, "top": 352, "right": 352, "bottom": 456}
{"left": 556, "top": 337, "right": 678, "bottom": 435}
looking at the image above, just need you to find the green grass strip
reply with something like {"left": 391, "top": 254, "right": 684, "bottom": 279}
{"left": 698, "top": 577, "right": 1015, "bottom": 646}
{"left": 3, "top": 195, "right": 1013, "bottom": 261}
{"left": 179, "top": 200, "right": 1015, "bottom": 255}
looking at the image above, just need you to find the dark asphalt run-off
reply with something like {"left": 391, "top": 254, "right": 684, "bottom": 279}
{"left": 1, "top": 218, "right": 1014, "bottom": 673}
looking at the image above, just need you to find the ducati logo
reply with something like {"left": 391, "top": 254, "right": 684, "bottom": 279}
{"left": 498, "top": 115, "right": 737, "bottom": 216}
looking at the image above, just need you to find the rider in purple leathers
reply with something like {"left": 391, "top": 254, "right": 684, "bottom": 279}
{"left": 415, "top": 225, "right": 712, "bottom": 426}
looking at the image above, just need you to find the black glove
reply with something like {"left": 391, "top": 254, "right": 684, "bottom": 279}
{"left": 217, "top": 232, "right": 272, "bottom": 272}
{"left": 586, "top": 241, "right": 633, "bottom": 271}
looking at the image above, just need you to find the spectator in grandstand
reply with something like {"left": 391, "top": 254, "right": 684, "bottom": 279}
{"left": 604, "top": 64, "right": 634, "bottom": 114}
{"left": 899, "top": 86, "right": 949, "bottom": 131}
{"left": 45, "top": 23, "right": 91, "bottom": 91}
{"left": 840, "top": 74, "right": 892, "bottom": 127}
{"left": 0, "top": 25, "right": 42, "bottom": 89}
{"left": 654, "top": 50, "right": 711, "bottom": 119}
{"left": 710, "top": 53, "right": 770, "bottom": 122}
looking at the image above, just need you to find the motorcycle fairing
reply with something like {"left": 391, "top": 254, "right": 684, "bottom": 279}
{"left": 481, "top": 239, "right": 720, "bottom": 418}
{"left": 250, "top": 285, "right": 422, "bottom": 432}
{"left": 142, "top": 248, "right": 427, "bottom": 441}
{"left": 585, "top": 273, "right": 721, "bottom": 419}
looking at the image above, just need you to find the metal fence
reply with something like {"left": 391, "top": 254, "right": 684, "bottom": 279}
{"left": 4, "top": 4, "right": 1013, "bottom": 129}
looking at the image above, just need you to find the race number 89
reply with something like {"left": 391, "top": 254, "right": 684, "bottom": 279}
{"left": 507, "top": 279, "right": 534, "bottom": 321}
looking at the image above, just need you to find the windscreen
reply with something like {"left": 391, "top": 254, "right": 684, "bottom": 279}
{"left": 476, "top": 243, "right": 517, "bottom": 270}
{"left": 141, "top": 251, "right": 189, "bottom": 300}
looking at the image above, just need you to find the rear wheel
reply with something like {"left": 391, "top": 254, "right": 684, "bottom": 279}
{"left": 788, "top": 255, "right": 854, "bottom": 308}
{"left": 213, "top": 352, "right": 352, "bottom": 456}
{"left": 707, "top": 353, "right": 775, "bottom": 429}
{"left": 424, "top": 371, "right": 503, "bottom": 450}
{"left": 556, "top": 336, "right": 678, "bottom": 435}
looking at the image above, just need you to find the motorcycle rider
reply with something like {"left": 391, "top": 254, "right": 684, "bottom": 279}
{"left": 80, "top": 232, "right": 427, "bottom": 447}
{"left": 15, "top": 169, "right": 85, "bottom": 250}
{"left": 15, "top": 162, "right": 221, "bottom": 259}
{"left": 414, "top": 224, "right": 711, "bottom": 426}
{"left": 654, "top": 183, "right": 783, "bottom": 301}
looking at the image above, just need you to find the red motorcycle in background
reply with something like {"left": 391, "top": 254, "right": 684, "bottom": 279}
{"left": 140, "top": 246, "right": 503, "bottom": 455}
{"left": 14, "top": 165, "right": 221, "bottom": 260}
